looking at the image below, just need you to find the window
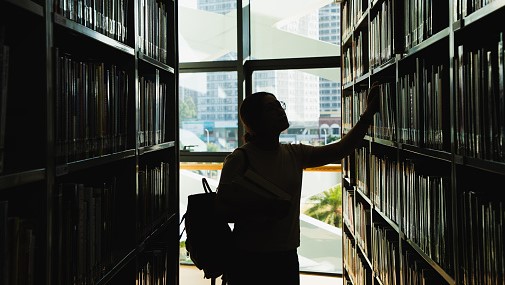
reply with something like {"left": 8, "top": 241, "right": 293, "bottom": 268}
{"left": 252, "top": 68, "right": 341, "bottom": 145}
{"left": 179, "top": 72, "right": 239, "bottom": 152}
{"left": 178, "top": 0, "right": 237, "bottom": 62}
{"left": 178, "top": 0, "right": 344, "bottom": 277}
{"left": 251, "top": 1, "right": 341, "bottom": 59}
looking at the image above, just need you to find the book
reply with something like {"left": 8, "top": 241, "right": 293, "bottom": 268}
{"left": 8, "top": 216, "right": 21, "bottom": 285}
{"left": 498, "top": 32, "right": 505, "bottom": 160}
{"left": 0, "top": 35, "right": 9, "bottom": 173}
{"left": 0, "top": 201, "right": 8, "bottom": 285}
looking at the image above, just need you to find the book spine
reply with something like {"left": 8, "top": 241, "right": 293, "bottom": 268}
{"left": 498, "top": 33, "right": 505, "bottom": 160}
{"left": 0, "top": 201, "right": 8, "bottom": 285}
{"left": 0, "top": 43, "right": 9, "bottom": 173}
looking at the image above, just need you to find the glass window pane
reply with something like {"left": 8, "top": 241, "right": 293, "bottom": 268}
{"left": 179, "top": 72, "right": 239, "bottom": 152}
{"left": 178, "top": 0, "right": 237, "bottom": 62}
{"left": 179, "top": 163, "right": 343, "bottom": 274}
{"left": 252, "top": 68, "right": 341, "bottom": 145}
{"left": 251, "top": 1, "right": 341, "bottom": 60}
{"left": 300, "top": 170, "right": 343, "bottom": 274}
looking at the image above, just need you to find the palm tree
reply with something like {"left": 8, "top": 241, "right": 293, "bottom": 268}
{"left": 304, "top": 183, "right": 343, "bottom": 228}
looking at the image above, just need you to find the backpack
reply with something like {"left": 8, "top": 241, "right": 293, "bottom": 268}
{"left": 180, "top": 177, "right": 232, "bottom": 285}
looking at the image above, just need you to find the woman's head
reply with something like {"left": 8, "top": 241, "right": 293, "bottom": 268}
{"left": 240, "top": 92, "right": 289, "bottom": 142}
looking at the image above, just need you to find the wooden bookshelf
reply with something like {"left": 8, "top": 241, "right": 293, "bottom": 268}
{"left": 0, "top": 0, "right": 180, "bottom": 284}
{"left": 341, "top": 0, "right": 505, "bottom": 284}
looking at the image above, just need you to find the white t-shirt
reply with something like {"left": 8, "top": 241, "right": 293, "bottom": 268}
{"left": 217, "top": 142, "right": 314, "bottom": 252}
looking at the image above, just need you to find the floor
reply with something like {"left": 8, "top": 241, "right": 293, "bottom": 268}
{"left": 179, "top": 265, "right": 343, "bottom": 285}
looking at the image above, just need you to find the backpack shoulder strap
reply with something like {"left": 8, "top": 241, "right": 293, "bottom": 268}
{"left": 234, "top": 147, "right": 250, "bottom": 170}
{"left": 202, "top": 177, "right": 213, "bottom": 193}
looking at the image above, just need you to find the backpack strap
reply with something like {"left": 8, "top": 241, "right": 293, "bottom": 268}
{"left": 235, "top": 147, "right": 249, "bottom": 171}
{"left": 179, "top": 178, "right": 214, "bottom": 240}
{"left": 202, "top": 177, "right": 213, "bottom": 193}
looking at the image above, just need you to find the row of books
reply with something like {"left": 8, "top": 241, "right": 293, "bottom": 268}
{"left": 136, "top": 247, "right": 169, "bottom": 285}
{"left": 370, "top": 154, "right": 400, "bottom": 224}
{"left": 54, "top": 0, "right": 129, "bottom": 43}
{"left": 0, "top": 28, "right": 9, "bottom": 174}
{"left": 454, "top": 0, "right": 499, "bottom": 21}
{"left": 139, "top": 0, "right": 169, "bottom": 63}
{"left": 342, "top": 45, "right": 354, "bottom": 86}
{"left": 342, "top": 91, "right": 357, "bottom": 133}
{"left": 459, "top": 190, "right": 504, "bottom": 285}
{"left": 354, "top": 201, "right": 370, "bottom": 257}
{"left": 342, "top": 152, "right": 354, "bottom": 183}
{"left": 353, "top": 31, "right": 366, "bottom": 80}
{"left": 343, "top": 84, "right": 396, "bottom": 141}
{"left": 373, "top": 83, "right": 396, "bottom": 141}
{"left": 404, "top": 0, "right": 434, "bottom": 50}
{"left": 400, "top": 159, "right": 451, "bottom": 272}
{"left": 342, "top": 30, "right": 367, "bottom": 86}
{"left": 137, "top": 162, "right": 170, "bottom": 238}
{"left": 56, "top": 180, "right": 119, "bottom": 285}
{"left": 398, "top": 62, "right": 445, "bottom": 149}
{"left": 372, "top": 223, "right": 398, "bottom": 285}
{"left": 342, "top": 89, "right": 373, "bottom": 134}
{"left": 370, "top": 0, "right": 394, "bottom": 69}
{"left": 0, "top": 201, "right": 36, "bottom": 285}
{"left": 454, "top": 35, "right": 505, "bottom": 162}
{"left": 138, "top": 75, "right": 168, "bottom": 147}
{"left": 355, "top": 147, "right": 369, "bottom": 196}
{"left": 343, "top": 231, "right": 371, "bottom": 285}
{"left": 55, "top": 50, "right": 130, "bottom": 163}
{"left": 341, "top": 0, "right": 367, "bottom": 40}
{"left": 343, "top": 187, "right": 355, "bottom": 233}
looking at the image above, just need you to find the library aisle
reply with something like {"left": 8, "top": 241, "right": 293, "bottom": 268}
{"left": 179, "top": 265, "right": 343, "bottom": 285}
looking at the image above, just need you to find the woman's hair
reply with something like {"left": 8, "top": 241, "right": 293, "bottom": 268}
{"left": 240, "top": 92, "right": 275, "bottom": 142}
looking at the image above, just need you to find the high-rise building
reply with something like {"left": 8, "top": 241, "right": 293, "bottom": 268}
{"left": 179, "top": 0, "right": 342, "bottom": 149}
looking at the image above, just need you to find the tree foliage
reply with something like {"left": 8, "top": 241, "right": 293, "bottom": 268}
{"left": 180, "top": 96, "right": 197, "bottom": 120}
{"left": 304, "top": 183, "right": 343, "bottom": 228}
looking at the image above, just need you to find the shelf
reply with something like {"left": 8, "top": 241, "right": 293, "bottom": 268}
{"left": 355, "top": 188, "right": 371, "bottom": 205}
{"left": 343, "top": 81, "right": 354, "bottom": 90}
{"left": 53, "top": 13, "right": 135, "bottom": 56}
{"left": 354, "top": 9, "right": 369, "bottom": 31}
{"left": 402, "top": 27, "right": 451, "bottom": 59}
{"left": 400, "top": 144, "right": 452, "bottom": 162}
{"left": 342, "top": 32, "right": 352, "bottom": 46}
{"left": 138, "top": 141, "right": 176, "bottom": 156}
{"left": 0, "top": 168, "right": 45, "bottom": 191}
{"left": 1, "top": 1, "right": 179, "bottom": 284}
{"left": 138, "top": 52, "right": 175, "bottom": 73}
{"left": 372, "top": 207, "right": 399, "bottom": 233}
{"left": 371, "top": 137, "right": 397, "bottom": 148}
{"left": 95, "top": 248, "right": 138, "bottom": 285}
{"left": 342, "top": 0, "right": 505, "bottom": 283}
{"left": 354, "top": 72, "right": 370, "bottom": 86}
{"left": 403, "top": 239, "right": 455, "bottom": 284}
{"left": 455, "top": 155, "right": 505, "bottom": 175}
{"left": 55, "top": 149, "right": 136, "bottom": 176}
{"left": 370, "top": 57, "right": 396, "bottom": 76}
{"left": 460, "top": 0, "right": 505, "bottom": 28}
{"left": 356, "top": 241, "right": 372, "bottom": 269}
{"left": 343, "top": 217, "right": 355, "bottom": 236}
{"left": 138, "top": 210, "right": 174, "bottom": 242}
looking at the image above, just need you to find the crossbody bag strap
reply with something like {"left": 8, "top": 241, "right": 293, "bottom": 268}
{"left": 235, "top": 147, "right": 250, "bottom": 172}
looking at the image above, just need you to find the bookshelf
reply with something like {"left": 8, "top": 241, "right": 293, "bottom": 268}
{"left": 341, "top": 0, "right": 505, "bottom": 284}
{"left": 0, "top": 0, "right": 180, "bottom": 285}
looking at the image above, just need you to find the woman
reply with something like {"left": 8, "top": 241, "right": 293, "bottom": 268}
{"left": 216, "top": 83, "right": 380, "bottom": 285}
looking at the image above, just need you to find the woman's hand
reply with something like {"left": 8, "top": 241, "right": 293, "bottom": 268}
{"left": 365, "top": 81, "right": 381, "bottom": 116}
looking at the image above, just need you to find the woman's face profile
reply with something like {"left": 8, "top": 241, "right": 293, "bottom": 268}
{"left": 258, "top": 95, "right": 289, "bottom": 135}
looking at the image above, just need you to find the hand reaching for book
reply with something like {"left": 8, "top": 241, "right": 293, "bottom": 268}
{"left": 364, "top": 81, "right": 381, "bottom": 118}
